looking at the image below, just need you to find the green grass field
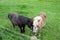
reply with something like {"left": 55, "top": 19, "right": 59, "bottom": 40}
{"left": 0, "top": 0, "right": 60, "bottom": 40}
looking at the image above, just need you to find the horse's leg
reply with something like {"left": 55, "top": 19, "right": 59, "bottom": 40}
{"left": 27, "top": 24, "right": 33, "bottom": 35}
{"left": 22, "top": 25, "right": 25, "bottom": 33}
{"left": 10, "top": 20, "right": 15, "bottom": 27}
{"left": 18, "top": 24, "right": 24, "bottom": 33}
{"left": 28, "top": 24, "right": 33, "bottom": 31}
{"left": 38, "top": 29, "right": 42, "bottom": 37}
{"left": 38, "top": 30, "right": 41, "bottom": 37}
{"left": 20, "top": 26, "right": 25, "bottom": 33}
{"left": 38, "top": 23, "right": 42, "bottom": 37}
{"left": 12, "top": 23, "right": 15, "bottom": 27}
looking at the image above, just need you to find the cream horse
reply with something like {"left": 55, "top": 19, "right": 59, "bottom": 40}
{"left": 33, "top": 12, "right": 46, "bottom": 36}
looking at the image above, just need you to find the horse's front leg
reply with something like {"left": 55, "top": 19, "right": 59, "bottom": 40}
{"left": 18, "top": 25, "right": 24, "bottom": 33}
{"left": 22, "top": 25, "right": 25, "bottom": 33}
{"left": 38, "top": 31, "right": 41, "bottom": 37}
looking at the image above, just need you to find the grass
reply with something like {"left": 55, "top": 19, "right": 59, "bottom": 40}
{"left": 0, "top": 0, "right": 60, "bottom": 40}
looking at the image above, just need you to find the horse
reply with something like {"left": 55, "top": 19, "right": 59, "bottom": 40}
{"left": 8, "top": 12, "right": 33, "bottom": 33}
{"left": 33, "top": 12, "right": 46, "bottom": 36}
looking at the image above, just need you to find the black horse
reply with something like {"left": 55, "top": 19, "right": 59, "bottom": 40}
{"left": 8, "top": 12, "right": 33, "bottom": 33}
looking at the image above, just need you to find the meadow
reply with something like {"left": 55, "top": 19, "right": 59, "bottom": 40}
{"left": 0, "top": 0, "right": 60, "bottom": 40}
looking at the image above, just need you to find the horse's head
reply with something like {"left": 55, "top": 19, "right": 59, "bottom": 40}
{"left": 27, "top": 18, "right": 33, "bottom": 31}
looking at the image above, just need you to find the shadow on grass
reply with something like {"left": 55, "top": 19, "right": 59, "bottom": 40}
{"left": 0, "top": 35, "right": 2, "bottom": 40}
